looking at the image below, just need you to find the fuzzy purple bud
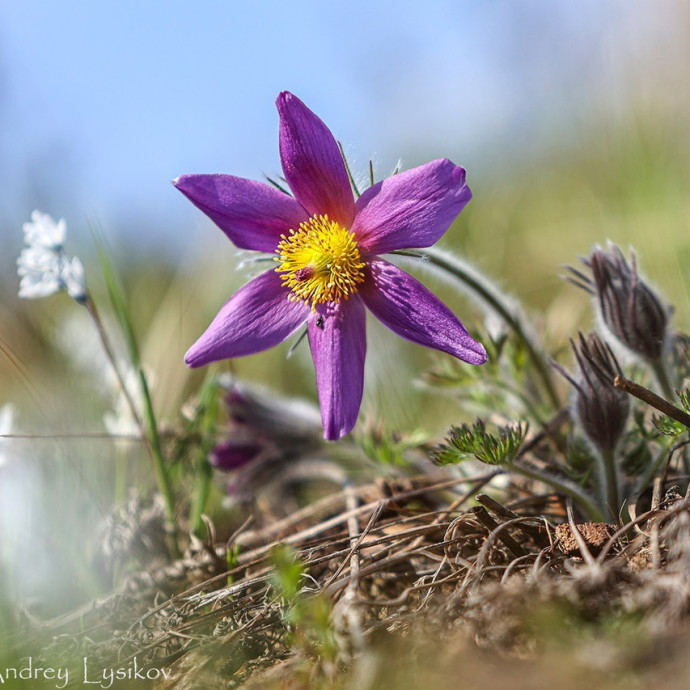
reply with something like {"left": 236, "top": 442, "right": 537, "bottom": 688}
{"left": 567, "top": 332, "right": 630, "bottom": 452}
{"left": 208, "top": 376, "right": 325, "bottom": 501}
{"left": 222, "top": 377, "right": 323, "bottom": 449}
{"left": 587, "top": 245, "right": 668, "bottom": 361}
{"left": 210, "top": 440, "right": 264, "bottom": 471}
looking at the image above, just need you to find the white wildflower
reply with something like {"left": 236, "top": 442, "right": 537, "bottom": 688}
{"left": 61, "top": 255, "right": 87, "bottom": 301}
{"left": 22, "top": 210, "right": 66, "bottom": 249}
{"left": 17, "top": 211, "right": 87, "bottom": 303}
{"left": 0, "top": 403, "right": 16, "bottom": 468}
{"left": 17, "top": 247, "right": 62, "bottom": 298}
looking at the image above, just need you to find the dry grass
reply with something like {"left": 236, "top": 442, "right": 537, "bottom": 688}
{"left": 10, "top": 471, "right": 690, "bottom": 689}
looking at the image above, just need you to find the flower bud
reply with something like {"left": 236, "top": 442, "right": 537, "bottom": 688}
{"left": 220, "top": 376, "right": 323, "bottom": 449}
{"left": 558, "top": 332, "right": 630, "bottom": 452}
{"left": 586, "top": 244, "right": 668, "bottom": 361}
{"left": 210, "top": 440, "right": 264, "bottom": 471}
{"left": 209, "top": 377, "right": 324, "bottom": 497}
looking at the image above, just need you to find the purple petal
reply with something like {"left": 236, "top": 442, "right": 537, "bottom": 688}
{"left": 361, "top": 259, "right": 486, "bottom": 364}
{"left": 351, "top": 159, "right": 471, "bottom": 254}
{"left": 277, "top": 92, "right": 355, "bottom": 227}
{"left": 210, "top": 440, "right": 264, "bottom": 471}
{"left": 308, "top": 299, "right": 366, "bottom": 440}
{"left": 173, "top": 174, "right": 308, "bottom": 252}
{"left": 185, "top": 270, "right": 309, "bottom": 367}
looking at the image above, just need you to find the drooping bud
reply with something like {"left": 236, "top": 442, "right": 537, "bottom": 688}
{"left": 221, "top": 376, "right": 323, "bottom": 449}
{"left": 209, "top": 440, "right": 265, "bottom": 471}
{"left": 557, "top": 332, "right": 630, "bottom": 452}
{"left": 209, "top": 376, "right": 324, "bottom": 497}
{"left": 569, "top": 244, "right": 668, "bottom": 361}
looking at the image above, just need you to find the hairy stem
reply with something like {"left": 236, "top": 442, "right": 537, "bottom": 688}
{"left": 392, "top": 247, "right": 560, "bottom": 410}
{"left": 599, "top": 447, "right": 620, "bottom": 522}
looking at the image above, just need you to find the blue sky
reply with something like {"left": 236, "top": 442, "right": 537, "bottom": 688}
{"left": 0, "top": 1, "right": 649, "bottom": 252}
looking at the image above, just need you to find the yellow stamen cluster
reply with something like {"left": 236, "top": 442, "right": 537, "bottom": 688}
{"left": 275, "top": 214, "right": 366, "bottom": 310}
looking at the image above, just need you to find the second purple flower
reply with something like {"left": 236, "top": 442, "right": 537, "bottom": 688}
{"left": 175, "top": 92, "right": 486, "bottom": 440}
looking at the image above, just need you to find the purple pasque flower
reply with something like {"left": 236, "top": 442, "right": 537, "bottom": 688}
{"left": 174, "top": 92, "right": 486, "bottom": 440}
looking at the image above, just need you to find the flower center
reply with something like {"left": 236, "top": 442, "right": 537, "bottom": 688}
{"left": 275, "top": 214, "right": 366, "bottom": 310}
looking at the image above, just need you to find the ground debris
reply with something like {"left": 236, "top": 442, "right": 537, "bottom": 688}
{"left": 10, "top": 476, "right": 690, "bottom": 688}
{"left": 554, "top": 522, "right": 618, "bottom": 557}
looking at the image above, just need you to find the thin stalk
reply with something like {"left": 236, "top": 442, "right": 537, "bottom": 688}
{"left": 189, "top": 457, "right": 213, "bottom": 536}
{"left": 287, "top": 325, "right": 309, "bottom": 358}
{"left": 188, "top": 373, "right": 220, "bottom": 535}
{"left": 392, "top": 247, "right": 560, "bottom": 410}
{"left": 92, "top": 232, "right": 180, "bottom": 558}
{"left": 508, "top": 461, "right": 606, "bottom": 522}
{"left": 599, "top": 447, "right": 619, "bottom": 521}
{"left": 86, "top": 295, "right": 179, "bottom": 557}
{"left": 136, "top": 368, "right": 179, "bottom": 555}
{"left": 85, "top": 297, "right": 145, "bottom": 438}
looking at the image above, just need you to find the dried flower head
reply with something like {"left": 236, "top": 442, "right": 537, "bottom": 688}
{"left": 568, "top": 244, "right": 668, "bottom": 361}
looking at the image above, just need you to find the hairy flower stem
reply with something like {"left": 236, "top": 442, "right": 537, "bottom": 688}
{"left": 85, "top": 296, "right": 180, "bottom": 558}
{"left": 393, "top": 247, "right": 560, "bottom": 410}
{"left": 508, "top": 461, "right": 606, "bottom": 523}
{"left": 599, "top": 448, "right": 620, "bottom": 522}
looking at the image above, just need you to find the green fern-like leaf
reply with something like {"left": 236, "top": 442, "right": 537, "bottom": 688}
{"left": 435, "top": 419, "right": 527, "bottom": 466}
{"left": 653, "top": 414, "right": 687, "bottom": 437}
{"left": 678, "top": 389, "right": 690, "bottom": 414}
